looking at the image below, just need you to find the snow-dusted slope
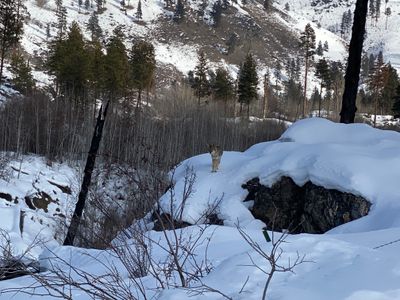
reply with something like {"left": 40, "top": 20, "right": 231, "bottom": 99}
{"left": 275, "top": 0, "right": 400, "bottom": 72}
{"left": 0, "top": 155, "right": 77, "bottom": 258}
{"left": 2, "top": 119, "right": 400, "bottom": 299}
{"left": 19, "top": 0, "right": 349, "bottom": 86}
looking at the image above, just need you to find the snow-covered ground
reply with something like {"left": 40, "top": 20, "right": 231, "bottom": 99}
{"left": 275, "top": 0, "right": 400, "bottom": 72}
{"left": 0, "top": 155, "right": 77, "bottom": 259}
{"left": 1, "top": 118, "right": 400, "bottom": 299}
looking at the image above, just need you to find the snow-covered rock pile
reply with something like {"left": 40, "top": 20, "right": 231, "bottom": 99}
{"left": 160, "top": 117, "right": 400, "bottom": 234}
{"left": 0, "top": 155, "right": 77, "bottom": 258}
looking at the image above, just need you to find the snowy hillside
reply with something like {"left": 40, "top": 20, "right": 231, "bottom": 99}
{"left": 2, "top": 119, "right": 400, "bottom": 299}
{"left": 17, "top": 0, "right": 351, "bottom": 88}
{"left": 0, "top": 155, "right": 77, "bottom": 259}
{"left": 275, "top": 0, "right": 400, "bottom": 72}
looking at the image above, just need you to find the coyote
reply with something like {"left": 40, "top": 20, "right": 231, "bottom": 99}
{"left": 208, "top": 144, "right": 223, "bottom": 172}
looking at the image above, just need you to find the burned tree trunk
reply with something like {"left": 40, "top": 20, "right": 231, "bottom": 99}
{"left": 340, "top": 0, "right": 369, "bottom": 124}
{"left": 63, "top": 100, "right": 110, "bottom": 246}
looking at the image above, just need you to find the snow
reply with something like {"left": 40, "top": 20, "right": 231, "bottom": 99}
{"left": 0, "top": 155, "right": 77, "bottom": 258}
{"left": 275, "top": 0, "right": 400, "bottom": 73}
{"left": 159, "top": 118, "right": 400, "bottom": 233}
{"left": 2, "top": 118, "right": 400, "bottom": 299}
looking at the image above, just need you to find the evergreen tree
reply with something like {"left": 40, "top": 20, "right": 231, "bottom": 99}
{"left": 96, "top": 0, "right": 103, "bottom": 12}
{"left": 380, "top": 63, "right": 399, "bottom": 114}
{"left": 174, "top": 0, "right": 184, "bottom": 23}
{"left": 193, "top": 51, "right": 209, "bottom": 105}
{"left": 87, "top": 39, "right": 105, "bottom": 99}
{"left": 136, "top": 0, "right": 142, "bottom": 20}
{"left": 237, "top": 53, "right": 258, "bottom": 119}
{"left": 263, "top": 0, "right": 272, "bottom": 11}
{"left": 284, "top": 2, "right": 290, "bottom": 11}
{"left": 9, "top": 51, "right": 35, "bottom": 95}
{"left": 85, "top": 0, "right": 90, "bottom": 10}
{"left": 104, "top": 26, "right": 129, "bottom": 99}
{"left": 315, "top": 58, "right": 331, "bottom": 116}
{"left": 384, "top": 6, "right": 391, "bottom": 29}
{"left": 48, "top": 22, "right": 90, "bottom": 103}
{"left": 226, "top": 32, "right": 238, "bottom": 55}
{"left": 369, "top": 66, "right": 383, "bottom": 125}
{"left": 0, "top": 0, "right": 24, "bottom": 83}
{"left": 222, "top": 0, "right": 230, "bottom": 9}
{"left": 87, "top": 12, "right": 102, "bottom": 41}
{"left": 375, "top": 0, "right": 381, "bottom": 22}
{"left": 56, "top": 5, "right": 67, "bottom": 40}
{"left": 78, "top": 0, "right": 83, "bottom": 12}
{"left": 210, "top": 0, "right": 222, "bottom": 27}
{"left": 130, "top": 40, "right": 156, "bottom": 109}
{"left": 46, "top": 23, "right": 51, "bottom": 39}
{"left": 369, "top": 0, "right": 376, "bottom": 18}
{"left": 316, "top": 40, "right": 324, "bottom": 56}
{"left": 212, "top": 68, "right": 234, "bottom": 103}
{"left": 323, "top": 40, "right": 329, "bottom": 52}
{"left": 391, "top": 85, "right": 400, "bottom": 118}
{"left": 299, "top": 23, "right": 316, "bottom": 117}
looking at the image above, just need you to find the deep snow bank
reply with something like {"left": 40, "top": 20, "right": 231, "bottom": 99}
{"left": 159, "top": 118, "right": 400, "bottom": 233}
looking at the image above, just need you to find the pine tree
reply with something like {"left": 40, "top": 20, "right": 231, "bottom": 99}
{"left": 9, "top": 51, "right": 35, "bottom": 95}
{"left": 299, "top": 23, "right": 316, "bottom": 117}
{"left": 384, "top": 6, "right": 391, "bottom": 29}
{"left": 380, "top": 63, "right": 399, "bottom": 114}
{"left": 136, "top": 0, "right": 142, "bottom": 20}
{"left": 78, "top": 0, "right": 82, "bottom": 12}
{"left": 50, "top": 22, "right": 90, "bottom": 103}
{"left": 46, "top": 23, "right": 51, "bottom": 39}
{"left": 368, "top": 53, "right": 385, "bottom": 126}
{"left": 315, "top": 58, "right": 331, "bottom": 116}
{"left": 212, "top": 68, "right": 234, "bottom": 106}
{"left": 174, "top": 0, "right": 184, "bottom": 23}
{"left": 193, "top": 51, "right": 209, "bottom": 105}
{"left": 323, "top": 40, "right": 329, "bottom": 52}
{"left": 375, "top": 0, "right": 381, "bottom": 22}
{"left": 284, "top": 2, "right": 289, "bottom": 11}
{"left": 316, "top": 41, "right": 324, "bottom": 56}
{"left": 56, "top": 4, "right": 67, "bottom": 40}
{"left": 130, "top": 40, "right": 156, "bottom": 110}
{"left": 96, "top": 0, "right": 103, "bottom": 12}
{"left": 340, "top": 10, "right": 352, "bottom": 38}
{"left": 391, "top": 85, "right": 400, "bottom": 118}
{"left": 369, "top": 0, "right": 376, "bottom": 19}
{"left": 210, "top": 0, "right": 222, "bottom": 27}
{"left": 263, "top": 0, "right": 272, "bottom": 11}
{"left": 104, "top": 26, "right": 129, "bottom": 99}
{"left": 87, "top": 12, "right": 102, "bottom": 41}
{"left": 222, "top": 0, "right": 230, "bottom": 9}
{"left": 237, "top": 53, "right": 258, "bottom": 119}
{"left": 85, "top": 0, "right": 90, "bottom": 9}
{"left": 0, "top": 0, "right": 24, "bottom": 84}
{"left": 87, "top": 39, "right": 105, "bottom": 99}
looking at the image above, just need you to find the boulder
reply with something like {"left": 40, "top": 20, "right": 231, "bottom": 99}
{"left": 242, "top": 176, "right": 371, "bottom": 233}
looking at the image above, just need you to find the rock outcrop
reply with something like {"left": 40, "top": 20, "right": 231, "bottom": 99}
{"left": 242, "top": 177, "right": 371, "bottom": 233}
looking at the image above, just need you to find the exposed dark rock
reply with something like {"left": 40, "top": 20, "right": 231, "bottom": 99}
{"left": 0, "top": 192, "right": 12, "bottom": 202}
{"left": 24, "top": 196, "right": 36, "bottom": 210}
{"left": 48, "top": 180, "right": 72, "bottom": 195}
{"left": 242, "top": 176, "right": 371, "bottom": 234}
{"left": 152, "top": 212, "right": 223, "bottom": 231}
{"left": 152, "top": 213, "right": 191, "bottom": 231}
{"left": 24, "top": 192, "right": 59, "bottom": 213}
